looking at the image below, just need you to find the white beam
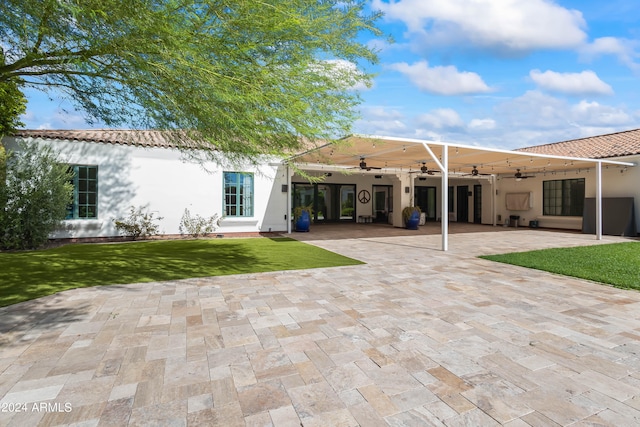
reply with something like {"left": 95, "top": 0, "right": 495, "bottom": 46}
{"left": 441, "top": 146, "right": 449, "bottom": 251}
{"left": 421, "top": 142, "right": 445, "bottom": 171}
{"left": 286, "top": 164, "right": 292, "bottom": 234}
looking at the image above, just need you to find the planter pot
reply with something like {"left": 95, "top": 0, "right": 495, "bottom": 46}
{"left": 405, "top": 210, "right": 420, "bottom": 230}
{"left": 294, "top": 210, "right": 311, "bottom": 232}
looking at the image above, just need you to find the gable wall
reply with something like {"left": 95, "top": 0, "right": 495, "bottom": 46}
{"left": 3, "top": 137, "right": 289, "bottom": 239}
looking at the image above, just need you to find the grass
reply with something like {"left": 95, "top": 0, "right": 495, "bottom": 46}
{"left": 480, "top": 241, "right": 640, "bottom": 290}
{"left": 0, "top": 237, "right": 364, "bottom": 307}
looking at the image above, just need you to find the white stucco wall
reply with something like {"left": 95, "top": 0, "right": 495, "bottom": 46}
{"left": 494, "top": 158, "right": 639, "bottom": 230}
{"left": 291, "top": 171, "right": 496, "bottom": 226}
{"left": 3, "top": 137, "right": 289, "bottom": 239}
{"left": 590, "top": 155, "right": 640, "bottom": 229}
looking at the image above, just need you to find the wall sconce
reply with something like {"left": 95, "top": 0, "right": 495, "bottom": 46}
{"left": 405, "top": 186, "right": 410, "bottom": 193}
{"left": 281, "top": 184, "right": 288, "bottom": 192}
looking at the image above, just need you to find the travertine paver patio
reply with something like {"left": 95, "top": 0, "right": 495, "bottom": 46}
{"left": 1, "top": 229, "right": 640, "bottom": 426}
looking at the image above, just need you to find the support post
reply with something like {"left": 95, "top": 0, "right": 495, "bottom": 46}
{"left": 441, "top": 147, "right": 449, "bottom": 251}
{"left": 491, "top": 175, "right": 497, "bottom": 226}
{"left": 595, "top": 161, "right": 602, "bottom": 240}
{"left": 286, "top": 164, "right": 292, "bottom": 234}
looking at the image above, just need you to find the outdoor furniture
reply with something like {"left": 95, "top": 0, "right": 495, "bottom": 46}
{"left": 358, "top": 215, "right": 373, "bottom": 223}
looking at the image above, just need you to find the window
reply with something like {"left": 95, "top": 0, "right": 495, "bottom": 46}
{"left": 67, "top": 165, "right": 98, "bottom": 219}
{"left": 224, "top": 172, "right": 254, "bottom": 217}
{"left": 543, "top": 178, "right": 585, "bottom": 216}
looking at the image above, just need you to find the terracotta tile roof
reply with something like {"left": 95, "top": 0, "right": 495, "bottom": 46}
{"left": 516, "top": 128, "right": 640, "bottom": 159}
{"left": 10, "top": 129, "right": 210, "bottom": 149}
{"left": 10, "top": 129, "right": 322, "bottom": 155}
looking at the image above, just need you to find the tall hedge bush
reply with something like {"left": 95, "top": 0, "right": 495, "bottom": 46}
{"left": 0, "top": 142, "right": 73, "bottom": 250}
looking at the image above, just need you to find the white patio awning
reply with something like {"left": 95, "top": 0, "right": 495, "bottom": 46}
{"left": 289, "top": 135, "right": 633, "bottom": 176}
{"left": 287, "top": 135, "right": 635, "bottom": 251}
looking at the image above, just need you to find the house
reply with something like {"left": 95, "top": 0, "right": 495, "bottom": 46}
{"left": 2, "top": 130, "right": 290, "bottom": 239}
{"left": 514, "top": 129, "right": 640, "bottom": 234}
{"left": 2, "top": 128, "right": 638, "bottom": 244}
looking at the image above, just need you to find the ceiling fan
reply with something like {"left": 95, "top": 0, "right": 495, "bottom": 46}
{"left": 505, "top": 169, "right": 534, "bottom": 180}
{"left": 409, "top": 162, "right": 436, "bottom": 175}
{"left": 356, "top": 157, "right": 381, "bottom": 171}
{"left": 463, "top": 166, "right": 490, "bottom": 177}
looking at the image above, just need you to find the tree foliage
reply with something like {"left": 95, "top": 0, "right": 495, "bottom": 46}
{"left": 0, "top": 0, "right": 382, "bottom": 160}
{"left": 0, "top": 143, "right": 73, "bottom": 250}
{"left": 0, "top": 51, "right": 26, "bottom": 137}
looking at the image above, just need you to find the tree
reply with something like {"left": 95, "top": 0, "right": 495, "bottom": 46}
{"left": 0, "top": 0, "right": 382, "bottom": 161}
{"left": 0, "top": 77, "right": 26, "bottom": 137}
{"left": 0, "top": 142, "right": 73, "bottom": 250}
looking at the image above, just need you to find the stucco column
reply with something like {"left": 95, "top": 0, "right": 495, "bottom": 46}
{"left": 392, "top": 172, "right": 413, "bottom": 227}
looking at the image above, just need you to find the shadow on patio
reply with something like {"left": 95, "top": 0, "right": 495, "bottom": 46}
{"left": 288, "top": 221, "right": 553, "bottom": 241}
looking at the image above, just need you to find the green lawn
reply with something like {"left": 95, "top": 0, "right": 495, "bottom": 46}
{"left": 0, "top": 238, "right": 364, "bottom": 307}
{"left": 480, "top": 241, "right": 640, "bottom": 290}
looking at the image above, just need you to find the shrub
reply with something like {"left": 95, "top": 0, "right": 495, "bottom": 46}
{"left": 114, "top": 206, "right": 163, "bottom": 240}
{"left": 341, "top": 207, "right": 354, "bottom": 217}
{"left": 179, "top": 208, "right": 220, "bottom": 237}
{"left": 401, "top": 206, "right": 421, "bottom": 224}
{"left": 0, "top": 142, "right": 73, "bottom": 250}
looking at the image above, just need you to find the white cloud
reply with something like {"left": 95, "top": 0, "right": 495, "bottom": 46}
{"left": 361, "top": 106, "right": 404, "bottom": 120}
{"left": 388, "top": 61, "right": 492, "bottom": 95}
{"left": 314, "top": 59, "right": 371, "bottom": 91}
{"left": 20, "top": 107, "right": 94, "bottom": 130}
{"left": 469, "top": 118, "right": 496, "bottom": 130}
{"left": 496, "top": 91, "right": 634, "bottom": 139}
{"left": 530, "top": 70, "right": 613, "bottom": 95}
{"left": 416, "top": 108, "right": 465, "bottom": 130}
{"left": 496, "top": 90, "right": 570, "bottom": 128}
{"left": 372, "top": 0, "right": 586, "bottom": 54}
{"left": 354, "top": 106, "right": 408, "bottom": 135}
{"left": 580, "top": 37, "right": 640, "bottom": 72}
{"left": 571, "top": 100, "right": 631, "bottom": 126}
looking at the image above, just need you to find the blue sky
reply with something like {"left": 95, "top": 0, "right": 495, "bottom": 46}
{"left": 20, "top": 0, "right": 640, "bottom": 150}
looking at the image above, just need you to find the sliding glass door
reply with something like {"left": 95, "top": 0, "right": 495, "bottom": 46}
{"left": 293, "top": 183, "right": 356, "bottom": 222}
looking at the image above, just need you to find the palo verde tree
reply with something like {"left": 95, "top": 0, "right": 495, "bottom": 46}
{"left": 0, "top": 50, "right": 28, "bottom": 225}
{"left": 0, "top": 0, "right": 383, "bottom": 161}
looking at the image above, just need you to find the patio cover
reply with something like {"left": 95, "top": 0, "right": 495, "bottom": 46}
{"left": 288, "top": 135, "right": 635, "bottom": 250}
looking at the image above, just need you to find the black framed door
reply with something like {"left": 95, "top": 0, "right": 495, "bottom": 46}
{"left": 373, "top": 185, "right": 392, "bottom": 223}
{"left": 415, "top": 186, "right": 437, "bottom": 221}
{"left": 457, "top": 186, "right": 469, "bottom": 223}
{"left": 293, "top": 183, "right": 355, "bottom": 222}
{"left": 473, "top": 184, "right": 482, "bottom": 224}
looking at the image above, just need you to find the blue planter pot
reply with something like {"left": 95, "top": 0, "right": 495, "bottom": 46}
{"left": 294, "top": 210, "right": 311, "bottom": 232}
{"left": 405, "top": 210, "right": 420, "bottom": 230}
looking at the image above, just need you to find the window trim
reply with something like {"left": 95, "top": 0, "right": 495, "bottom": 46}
{"left": 66, "top": 165, "right": 98, "bottom": 220}
{"left": 542, "top": 178, "right": 585, "bottom": 217}
{"left": 223, "top": 171, "right": 254, "bottom": 217}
